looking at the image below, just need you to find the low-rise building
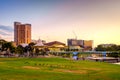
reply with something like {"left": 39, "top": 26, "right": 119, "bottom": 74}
{"left": 67, "top": 39, "right": 93, "bottom": 51}
{"left": 45, "top": 41, "right": 66, "bottom": 52}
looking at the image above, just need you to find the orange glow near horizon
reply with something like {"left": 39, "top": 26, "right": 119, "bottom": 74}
{"left": 0, "top": 0, "right": 120, "bottom": 47}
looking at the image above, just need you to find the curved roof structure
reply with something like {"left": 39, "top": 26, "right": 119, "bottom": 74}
{"left": 34, "top": 39, "right": 44, "bottom": 46}
{"left": 45, "top": 41, "right": 65, "bottom": 46}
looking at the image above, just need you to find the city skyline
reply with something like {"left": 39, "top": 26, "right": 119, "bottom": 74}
{"left": 0, "top": 0, "right": 120, "bottom": 47}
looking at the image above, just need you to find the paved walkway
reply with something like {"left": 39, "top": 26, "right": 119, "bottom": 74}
{"left": 113, "top": 62, "right": 120, "bottom": 65}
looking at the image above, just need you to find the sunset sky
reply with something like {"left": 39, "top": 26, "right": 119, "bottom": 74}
{"left": 0, "top": 0, "right": 120, "bottom": 47}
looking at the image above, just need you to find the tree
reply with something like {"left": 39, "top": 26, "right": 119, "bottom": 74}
{"left": 95, "top": 44, "right": 120, "bottom": 51}
{"left": 0, "top": 39, "right": 6, "bottom": 51}
{"left": 10, "top": 46, "right": 16, "bottom": 54}
{"left": 16, "top": 45, "right": 24, "bottom": 56}
{"left": 110, "top": 45, "right": 118, "bottom": 51}
{"left": 35, "top": 48, "right": 40, "bottom": 56}
{"left": 0, "top": 39, "right": 6, "bottom": 46}
{"left": 95, "top": 45, "right": 106, "bottom": 51}
{"left": 2, "top": 42, "right": 15, "bottom": 53}
{"left": 117, "top": 45, "right": 120, "bottom": 51}
{"left": 29, "top": 42, "right": 35, "bottom": 47}
{"left": 28, "top": 42, "right": 35, "bottom": 57}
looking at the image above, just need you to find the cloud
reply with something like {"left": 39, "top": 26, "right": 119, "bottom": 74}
{"left": 0, "top": 31, "right": 11, "bottom": 36}
{"left": 0, "top": 25, "right": 13, "bottom": 32}
{"left": 0, "top": 25, "right": 13, "bottom": 37}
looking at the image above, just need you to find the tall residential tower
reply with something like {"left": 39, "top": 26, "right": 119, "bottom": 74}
{"left": 14, "top": 22, "right": 31, "bottom": 45}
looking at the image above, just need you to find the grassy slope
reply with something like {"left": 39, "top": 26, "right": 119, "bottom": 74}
{"left": 0, "top": 57, "right": 120, "bottom": 80}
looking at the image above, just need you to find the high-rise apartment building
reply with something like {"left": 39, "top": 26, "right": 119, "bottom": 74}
{"left": 14, "top": 22, "right": 31, "bottom": 45}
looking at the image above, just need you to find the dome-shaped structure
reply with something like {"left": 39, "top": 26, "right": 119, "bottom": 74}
{"left": 34, "top": 39, "right": 44, "bottom": 46}
{"left": 20, "top": 43, "right": 28, "bottom": 47}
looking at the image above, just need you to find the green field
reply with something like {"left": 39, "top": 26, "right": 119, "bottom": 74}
{"left": 0, "top": 57, "right": 120, "bottom": 80}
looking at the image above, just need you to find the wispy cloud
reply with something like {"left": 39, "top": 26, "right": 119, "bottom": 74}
{"left": 0, "top": 30, "right": 11, "bottom": 36}
{"left": 0, "top": 25, "right": 13, "bottom": 32}
{"left": 0, "top": 25, "right": 13, "bottom": 37}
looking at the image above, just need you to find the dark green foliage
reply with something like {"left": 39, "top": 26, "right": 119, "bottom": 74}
{"left": 1, "top": 41, "right": 15, "bottom": 53}
{"left": 95, "top": 45, "right": 107, "bottom": 51}
{"left": 35, "top": 48, "right": 40, "bottom": 55}
{"left": 28, "top": 42, "right": 35, "bottom": 52}
{"left": 107, "top": 52, "right": 120, "bottom": 58}
{"left": 95, "top": 45, "right": 120, "bottom": 51}
{"left": 16, "top": 45, "right": 24, "bottom": 55}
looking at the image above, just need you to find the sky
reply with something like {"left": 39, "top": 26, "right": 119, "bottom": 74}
{"left": 0, "top": 0, "right": 120, "bottom": 47}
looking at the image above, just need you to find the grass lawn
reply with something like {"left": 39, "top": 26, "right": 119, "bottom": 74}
{"left": 0, "top": 57, "right": 120, "bottom": 80}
